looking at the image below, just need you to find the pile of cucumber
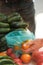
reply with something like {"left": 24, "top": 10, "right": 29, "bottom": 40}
{"left": 0, "top": 56, "right": 18, "bottom": 65}
{"left": 0, "top": 12, "right": 28, "bottom": 39}
{"left": 0, "top": 13, "right": 23, "bottom": 38}
{"left": 0, "top": 12, "right": 28, "bottom": 52}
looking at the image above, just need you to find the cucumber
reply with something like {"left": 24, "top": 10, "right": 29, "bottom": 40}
{"left": 0, "top": 13, "right": 7, "bottom": 21}
{"left": 1, "top": 37, "right": 6, "bottom": 42}
{"left": 0, "top": 37, "right": 8, "bottom": 52}
{"left": 0, "top": 41, "right": 8, "bottom": 52}
{"left": 8, "top": 13, "right": 19, "bottom": 19}
{"left": 0, "top": 45, "right": 8, "bottom": 52}
{"left": 10, "top": 22, "right": 28, "bottom": 29}
{"left": 0, "top": 56, "right": 18, "bottom": 65}
{"left": 8, "top": 16, "right": 22, "bottom": 23}
{"left": 0, "top": 59, "right": 14, "bottom": 65}
{"left": 0, "top": 22, "right": 10, "bottom": 28}
{"left": 0, "top": 34, "right": 5, "bottom": 38}
{"left": 0, "top": 56, "right": 12, "bottom": 60}
{"left": 0, "top": 28, "right": 10, "bottom": 33}
{"left": 0, "top": 46, "right": 8, "bottom": 52}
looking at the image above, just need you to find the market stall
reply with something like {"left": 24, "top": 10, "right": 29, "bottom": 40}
{"left": 0, "top": 0, "right": 43, "bottom": 65}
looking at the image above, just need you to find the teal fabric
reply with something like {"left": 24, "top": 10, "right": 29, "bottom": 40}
{"left": 5, "top": 29, "right": 35, "bottom": 47}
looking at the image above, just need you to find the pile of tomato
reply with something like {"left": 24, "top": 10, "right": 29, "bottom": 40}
{"left": 6, "top": 40, "right": 32, "bottom": 65}
{"left": 0, "top": 39, "right": 43, "bottom": 65}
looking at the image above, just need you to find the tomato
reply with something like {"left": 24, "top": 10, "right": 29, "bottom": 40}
{"left": 37, "top": 62, "right": 43, "bottom": 65}
{"left": 14, "top": 46, "right": 20, "bottom": 51}
{"left": 22, "top": 40, "right": 31, "bottom": 50}
{"left": 21, "top": 54, "right": 31, "bottom": 64}
{"left": 32, "top": 51, "right": 43, "bottom": 62}
{"left": 14, "top": 58, "right": 23, "bottom": 65}
{"left": 10, "top": 53, "right": 16, "bottom": 59}
{"left": 6, "top": 48, "right": 13, "bottom": 56}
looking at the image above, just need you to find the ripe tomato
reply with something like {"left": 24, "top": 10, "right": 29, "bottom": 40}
{"left": 22, "top": 40, "right": 31, "bottom": 50}
{"left": 32, "top": 50, "right": 43, "bottom": 62}
{"left": 37, "top": 62, "right": 43, "bottom": 65}
{"left": 14, "top": 58, "right": 23, "bottom": 65}
{"left": 6, "top": 48, "right": 13, "bottom": 56}
{"left": 21, "top": 54, "right": 31, "bottom": 64}
{"left": 10, "top": 53, "right": 16, "bottom": 59}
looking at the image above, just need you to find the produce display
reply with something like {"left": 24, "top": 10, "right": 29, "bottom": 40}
{"left": 22, "top": 39, "right": 43, "bottom": 53}
{"left": 0, "top": 12, "right": 43, "bottom": 65}
{"left": 0, "top": 55, "right": 18, "bottom": 65}
{"left": 0, "top": 12, "right": 26, "bottom": 52}
{"left": 32, "top": 47, "right": 43, "bottom": 65}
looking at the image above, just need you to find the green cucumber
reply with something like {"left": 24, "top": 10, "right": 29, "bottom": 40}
{"left": 10, "top": 22, "right": 28, "bottom": 29}
{"left": 0, "top": 37, "right": 8, "bottom": 52}
{"left": 0, "top": 34, "right": 5, "bottom": 38}
{"left": 0, "top": 41, "right": 8, "bottom": 52}
{"left": 0, "top": 57, "right": 18, "bottom": 65}
{"left": 8, "top": 13, "right": 19, "bottom": 19}
{"left": 0, "top": 28, "right": 10, "bottom": 33}
{"left": 8, "top": 16, "right": 21, "bottom": 23}
{"left": 0, "top": 22, "right": 9, "bottom": 28}
{"left": 1, "top": 37, "right": 6, "bottom": 41}
{"left": 0, "top": 13, "right": 7, "bottom": 21}
{"left": 0, "top": 56, "right": 18, "bottom": 65}
{"left": 0, "top": 56, "right": 12, "bottom": 60}
{"left": 0, "top": 46, "right": 8, "bottom": 52}
{"left": 0, "top": 59, "right": 14, "bottom": 65}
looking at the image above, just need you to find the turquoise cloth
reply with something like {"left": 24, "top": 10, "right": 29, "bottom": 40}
{"left": 5, "top": 29, "right": 35, "bottom": 47}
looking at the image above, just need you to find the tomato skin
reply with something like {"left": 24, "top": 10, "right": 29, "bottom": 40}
{"left": 14, "top": 58, "right": 23, "bottom": 65}
{"left": 37, "top": 62, "right": 43, "bottom": 65}
{"left": 10, "top": 53, "right": 16, "bottom": 59}
{"left": 21, "top": 54, "right": 31, "bottom": 64}
{"left": 6, "top": 48, "right": 13, "bottom": 56}
{"left": 6, "top": 48, "right": 17, "bottom": 59}
{"left": 32, "top": 51, "right": 43, "bottom": 62}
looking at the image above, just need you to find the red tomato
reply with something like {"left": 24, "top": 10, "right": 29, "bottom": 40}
{"left": 32, "top": 51, "right": 43, "bottom": 62}
{"left": 37, "top": 62, "right": 43, "bottom": 65}
{"left": 14, "top": 58, "right": 23, "bottom": 65}
{"left": 10, "top": 53, "right": 16, "bottom": 59}
{"left": 6, "top": 48, "right": 13, "bottom": 56}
